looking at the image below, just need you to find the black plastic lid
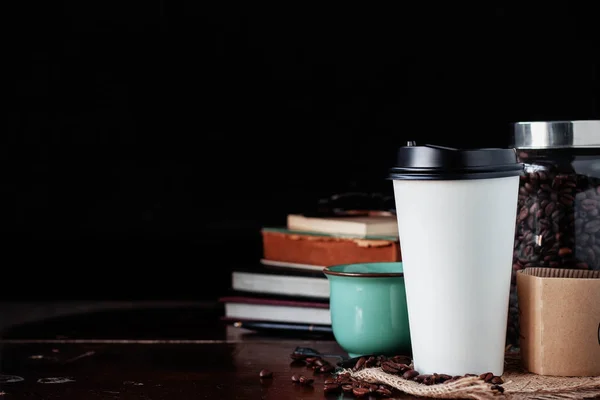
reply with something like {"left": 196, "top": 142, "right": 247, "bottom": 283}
{"left": 389, "top": 143, "right": 524, "bottom": 180}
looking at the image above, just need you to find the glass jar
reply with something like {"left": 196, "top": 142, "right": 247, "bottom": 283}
{"left": 508, "top": 120, "right": 600, "bottom": 346}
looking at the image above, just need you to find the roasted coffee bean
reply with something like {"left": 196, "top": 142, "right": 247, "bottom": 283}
{"left": 402, "top": 369, "right": 419, "bottom": 380}
{"left": 298, "top": 375, "right": 313, "bottom": 385}
{"left": 352, "top": 387, "right": 370, "bottom": 397}
{"left": 324, "top": 378, "right": 335, "bottom": 384}
{"left": 319, "top": 364, "right": 334, "bottom": 373}
{"left": 438, "top": 374, "right": 452, "bottom": 382}
{"left": 391, "top": 355, "right": 412, "bottom": 365}
{"left": 380, "top": 361, "right": 400, "bottom": 374}
{"left": 585, "top": 220, "right": 600, "bottom": 233}
{"left": 305, "top": 356, "right": 320, "bottom": 364}
{"left": 353, "top": 357, "right": 366, "bottom": 371}
{"left": 414, "top": 374, "right": 430, "bottom": 383}
{"left": 479, "top": 372, "right": 494, "bottom": 382}
{"left": 491, "top": 384, "right": 505, "bottom": 394}
{"left": 518, "top": 207, "right": 529, "bottom": 221}
{"left": 323, "top": 383, "right": 340, "bottom": 393}
{"left": 376, "top": 387, "right": 392, "bottom": 397}
{"left": 258, "top": 369, "right": 272, "bottom": 378}
{"left": 376, "top": 355, "right": 387, "bottom": 363}
{"left": 341, "top": 384, "right": 353, "bottom": 393}
{"left": 491, "top": 376, "right": 504, "bottom": 384}
{"left": 385, "top": 360, "right": 408, "bottom": 370}
{"left": 291, "top": 374, "right": 300, "bottom": 383}
{"left": 338, "top": 372, "right": 351, "bottom": 380}
{"left": 364, "top": 356, "right": 376, "bottom": 368}
{"left": 558, "top": 247, "right": 572, "bottom": 257}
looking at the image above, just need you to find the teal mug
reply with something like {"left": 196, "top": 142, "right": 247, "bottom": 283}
{"left": 323, "top": 262, "right": 411, "bottom": 359}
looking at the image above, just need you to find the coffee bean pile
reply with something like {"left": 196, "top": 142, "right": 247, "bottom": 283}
{"left": 323, "top": 372, "right": 395, "bottom": 397}
{"left": 509, "top": 151, "right": 600, "bottom": 345}
{"left": 288, "top": 353, "right": 403, "bottom": 397}
{"left": 283, "top": 353, "right": 505, "bottom": 396}
{"left": 351, "top": 356, "right": 504, "bottom": 393}
{"left": 513, "top": 171, "right": 598, "bottom": 271}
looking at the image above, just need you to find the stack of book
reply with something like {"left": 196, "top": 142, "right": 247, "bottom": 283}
{"left": 219, "top": 212, "right": 401, "bottom": 335}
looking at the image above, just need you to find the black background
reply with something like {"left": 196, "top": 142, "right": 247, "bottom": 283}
{"left": 4, "top": 3, "right": 599, "bottom": 301}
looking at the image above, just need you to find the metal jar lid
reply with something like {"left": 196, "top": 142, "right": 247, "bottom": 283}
{"left": 511, "top": 120, "right": 600, "bottom": 149}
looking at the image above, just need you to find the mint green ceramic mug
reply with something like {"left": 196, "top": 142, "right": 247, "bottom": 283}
{"left": 323, "top": 262, "right": 411, "bottom": 359}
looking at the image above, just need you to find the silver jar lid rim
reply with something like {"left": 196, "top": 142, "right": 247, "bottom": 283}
{"left": 511, "top": 120, "right": 600, "bottom": 149}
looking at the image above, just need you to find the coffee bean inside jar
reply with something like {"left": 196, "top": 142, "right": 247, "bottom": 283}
{"left": 509, "top": 121, "right": 600, "bottom": 346}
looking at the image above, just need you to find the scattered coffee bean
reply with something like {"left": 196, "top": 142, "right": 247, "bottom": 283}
{"left": 491, "top": 384, "right": 505, "bottom": 394}
{"left": 391, "top": 355, "right": 412, "bottom": 365}
{"left": 376, "top": 355, "right": 388, "bottom": 364}
{"left": 291, "top": 374, "right": 300, "bottom": 383}
{"left": 376, "top": 387, "right": 392, "bottom": 397}
{"left": 479, "top": 372, "right": 494, "bottom": 382}
{"left": 381, "top": 361, "right": 400, "bottom": 374}
{"left": 258, "top": 369, "right": 272, "bottom": 378}
{"left": 341, "top": 384, "right": 353, "bottom": 393}
{"left": 491, "top": 376, "right": 504, "bottom": 384}
{"left": 364, "top": 356, "right": 377, "bottom": 368}
{"left": 402, "top": 369, "right": 419, "bottom": 380}
{"left": 352, "top": 387, "right": 370, "bottom": 397}
{"left": 319, "top": 364, "right": 334, "bottom": 373}
{"left": 353, "top": 357, "right": 366, "bottom": 371}
{"left": 385, "top": 360, "right": 408, "bottom": 371}
{"left": 298, "top": 375, "right": 313, "bottom": 385}
{"left": 414, "top": 374, "right": 431, "bottom": 383}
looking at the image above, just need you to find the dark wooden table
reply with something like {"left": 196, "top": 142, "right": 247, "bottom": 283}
{"left": 0, "top": 303, "right": 415, "bottom": 399}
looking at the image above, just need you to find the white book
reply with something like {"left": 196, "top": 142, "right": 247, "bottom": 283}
{"left": 287, "top": 213, "right": 399, "bottom": 237}
{"left": 224, "top": 303, "right": 331, "bottom": 325}
{"left": 232, "top": 270, "right": 329, "bottom": 299}
{"left": 220, "top": 296, "right": 331, "bottom": 325}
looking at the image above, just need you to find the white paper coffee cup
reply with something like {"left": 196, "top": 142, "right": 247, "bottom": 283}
{"left": 390, "top": 143, "right": 523, "bottom": 376}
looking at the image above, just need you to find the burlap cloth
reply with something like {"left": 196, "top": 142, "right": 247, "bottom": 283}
{"left": 344, "top": 353, "right": 600, "bottom": 399}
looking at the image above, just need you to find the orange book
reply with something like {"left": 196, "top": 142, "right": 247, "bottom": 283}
{"left": 261, "top": 228, "right": 401, "bottom": 267}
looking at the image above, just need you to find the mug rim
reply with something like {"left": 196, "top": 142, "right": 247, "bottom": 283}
{"left": 323, "top": 262, "right": 404, "bottom": 278}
